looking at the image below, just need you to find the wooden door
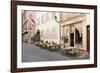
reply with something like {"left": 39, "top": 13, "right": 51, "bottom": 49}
{"left": 70, "top": 33, "right": 74, "bottom": 47}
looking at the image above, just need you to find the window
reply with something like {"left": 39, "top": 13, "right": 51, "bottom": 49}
{"left": 46, "top": 13, "right": 49, "bottom": 21}
{"left": 42, "top": 15, "right": 46, "bottom": 23}
{"left": 47, "top": 12, "right": 52, "bottom": 20}
{"left": 37, "top": 18, "right": 40, "bottom": 25}
{"left": 52, "top": 12, "right": 55, "bottom": 19}
{"left": 75, "top": 22, "right": 83, "bottom": 48}
{"left": 51, "top": 27, "right": 57, "bottom": 39}
{"left": 22, "top": 11, "right": 27, "bottom": 21}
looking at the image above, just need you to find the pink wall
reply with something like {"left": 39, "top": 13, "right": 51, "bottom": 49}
{"left": 25, "top": 11, "right": 36, "bottom": 33}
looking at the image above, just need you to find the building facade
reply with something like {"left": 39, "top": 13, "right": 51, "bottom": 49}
{"left": 35, "top": 11, "right": 90, "bottom": 52}
{"left": 60, "top": 13, "right": 90, "bottom": 51}
{"left": 22, "top": 10, "right": 90, "bottom": 52}
{"left": 22, "top": 11, "right": 36, "bottom": 43}
{"left": 36, "top": 12, "right": 61, "bottom": 44}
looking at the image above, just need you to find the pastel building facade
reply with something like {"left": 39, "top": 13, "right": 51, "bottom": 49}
{"left": 60, "top": 13, "right": 90, "bottom": 51}
{"left": 36, "top": 12, "right": 61, "bottom": 44}
{"left": 22, "top": 10, "right": 90, "bottom": 52}
{"left": 35, "top": 11, "right": 90, "bottom": 51}
{"left": 22, "top": 11, "right": 36, "bottom": 43}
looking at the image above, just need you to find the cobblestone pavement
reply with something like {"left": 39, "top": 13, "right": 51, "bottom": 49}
{"left": 22, "top": 43, "right": 90, "bottom": 62}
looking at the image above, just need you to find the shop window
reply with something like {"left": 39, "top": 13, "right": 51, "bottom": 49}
{"left": 75, "top": 23, "right": 83, "bottom": 47}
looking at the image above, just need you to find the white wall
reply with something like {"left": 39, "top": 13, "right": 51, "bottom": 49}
{"left": 37, "top": 19, "right": 60, "bottom": 43}
{"left": 0, "top": 0, "right": 100, "bottom": 73}
{"left": 36, "top": 12, "right": 60, "bottom": 43}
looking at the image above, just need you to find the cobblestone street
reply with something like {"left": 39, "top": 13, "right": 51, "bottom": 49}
{"left": 22, "top": 43, "right": 89, "bottom": 62}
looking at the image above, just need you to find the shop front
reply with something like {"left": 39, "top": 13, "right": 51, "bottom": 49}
{"left": 60, "top": 14, "right": 88, "bottom": 52}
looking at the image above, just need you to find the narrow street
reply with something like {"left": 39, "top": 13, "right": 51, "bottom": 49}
{"left": 22, "top": 43, "right": 89, "bottom": 62}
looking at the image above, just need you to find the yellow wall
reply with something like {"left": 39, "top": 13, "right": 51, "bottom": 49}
{"left": 61, "top": 14, "right": 88, "bottom": 51}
